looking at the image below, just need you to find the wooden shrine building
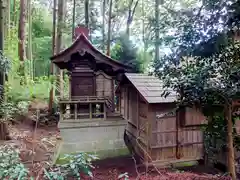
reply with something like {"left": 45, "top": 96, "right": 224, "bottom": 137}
{"left": 116, "top": 73, "right": 206, "bottom": 166}
{"left": 50, "top": 25, "right": 132, "bottom": 157}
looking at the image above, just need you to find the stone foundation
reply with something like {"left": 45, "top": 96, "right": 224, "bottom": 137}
{"left": 56, "top": 120, "right": 129, "bottom": 160}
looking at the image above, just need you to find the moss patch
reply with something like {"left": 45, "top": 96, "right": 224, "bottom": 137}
{"left": 55, "top": 148, "right": 130, "bottom": 165}
{"left": 173, "top": 160, "right": 199, "bottom": 168}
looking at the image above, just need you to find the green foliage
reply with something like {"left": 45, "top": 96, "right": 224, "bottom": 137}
{"left": 203, "top": 114, "right": 227, "bottom": 162}
{"left": 0, "top": 101, "right": 28, "bottom": 120}
{"left": 0, "top": 51, "right": 11, "bottom": 74}
{"left": 44, "top": 153, "right": 98, "bottom": 180}
{"left": 159, "top": 41, "right": 240, "bottom": 106}
{"left": 111, "top": 34, "right": 145, "bottom": 73}
{"left": 32, "top": 6, "right": 52, "bottom": 38}
{"left": 32, "top": 36, "right": 52, "bottom": 77}
{"left": 5, "top": 76, "right": 52, "bottom": 103}
{"left": 0, "top": 145, "right": 29, "bottom": 180}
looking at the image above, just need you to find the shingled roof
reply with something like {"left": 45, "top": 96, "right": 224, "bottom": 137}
{"left": 125, "top": 73, "right": 177, "bottom": 103}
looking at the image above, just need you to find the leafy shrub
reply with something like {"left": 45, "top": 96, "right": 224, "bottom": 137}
{"left": 44, "top": 153, "right": 98, "bottom": 180}
{"left": 0, "top": 145, "right": 29, "bottom": 180}
{"left": 0, "top": 101, "right": 29, "bottom": 120}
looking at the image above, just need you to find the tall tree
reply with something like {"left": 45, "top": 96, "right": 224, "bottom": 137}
{"left": 85, "top": 0, "right": 89, "bottom": 28}
{"left": 12, "top": 0, "right": 17, "bottom": 25}
{"left": 141, "top": 0, "right": 146, "bottom": 64}
{"left": 0, "top": 0, "right": 10, "bottom": 141}
{"left": 56, "top": 0, "right": 65, "bottom": 98}
{"left": 107, "top": 0, "right": 113, "bottom": 56}
{"left": 27, "top": 0, "right": 33, "bottom": 79}
{"left": 4, "top": 0, "right": 10, "bottom": 42}
{"left": 18, "top": 0, "right": 26, "bottom": 62}
{"left": 154, "top": 0, "right": 159, "bottom": 63}
{"left": 72, "top": 0, "right": 76, "bottom": 40}
{"left": 18, "top": 0, "right": 27, "bottom": 82}
{"left": 49, "top": 0, "right": 57, "bottom": 112}
{"left": 0, "top": 0, "right": 4, "bottom": 101}
{"left": 102, "top": 0, "right": 106, "bottom": 51}
{"left": 126, "top": 0, "right": 139, "bottom": 38}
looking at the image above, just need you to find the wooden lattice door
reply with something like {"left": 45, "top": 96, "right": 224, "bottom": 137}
{"left": 71, "top": 76, "right": 94, "bottom": 97}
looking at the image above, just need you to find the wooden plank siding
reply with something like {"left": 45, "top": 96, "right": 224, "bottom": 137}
{"left": 120, "top": 82, "right": 150, "bottom": 162}
{"left": 150, "top": 103, "right": 204, "bottom": 163}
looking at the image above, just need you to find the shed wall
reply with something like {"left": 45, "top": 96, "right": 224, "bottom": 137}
{"left": 150, "top": 103, "right": 204, "bottom": 164}
{"left": 120, "top": 83, "right": 149, "bottom": 161}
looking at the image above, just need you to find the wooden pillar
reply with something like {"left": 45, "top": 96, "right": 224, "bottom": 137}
{"left": 59, "top": 103, "right": 63, "bottom": 122}
{"left": 74, "top": 103, "right": 78, "bottom": 120}
{"left": 68, "top": 73, "right": 72, "bottom": 99}
{"left": 111, "top": 79, "right": 115, "bottom": 111}
{"left": 89, "top": 103, "right": 92, "bottom": 119}
{"left": 103, "top": 103, "right": 106, "bottom": 120}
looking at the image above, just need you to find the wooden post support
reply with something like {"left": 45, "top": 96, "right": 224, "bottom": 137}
{"left": 74, "top": 103, "right": 78, "bottom": 120}
{"left": 59, "top": 103, "right": 62, "bottom": 122}
{"left": 89, "top": 103, "right": 92, "bottom": 119}
{"left": 103, "top": 103, "right": 106, "bottom": 120}
{"left": 226, "top": 104, "right": 236, "bottom": 180}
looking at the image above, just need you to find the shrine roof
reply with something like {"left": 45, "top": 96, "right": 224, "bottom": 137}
{"left": 50, "top": 34, "right": 132, "bottom": 71}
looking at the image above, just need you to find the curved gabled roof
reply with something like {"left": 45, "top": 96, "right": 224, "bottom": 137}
{"left": 50, "top": 34, "right": 132, "bottom": 71}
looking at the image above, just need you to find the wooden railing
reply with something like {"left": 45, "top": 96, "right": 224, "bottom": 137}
{"left": 105, "top": 97, "right": 114, "bottom": 112}
{"left": 58, "top": 96, "right": 115, "bottom": 121}
{"left": 58, "top": 96, "right": 106, "bottom": 102}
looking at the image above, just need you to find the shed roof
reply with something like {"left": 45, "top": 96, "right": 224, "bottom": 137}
{"left": 125, "top": 73, "right": 177, "bottom": 103}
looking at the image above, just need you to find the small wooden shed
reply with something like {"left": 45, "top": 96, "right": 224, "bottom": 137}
{"left": 116, "top": 73, "right": 207, "bottom": 166}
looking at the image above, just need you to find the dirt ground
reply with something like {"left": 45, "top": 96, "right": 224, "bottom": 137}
{"left": 4, "top": 122, "right": 232, "bottom": 180}
{"left": 7, "top": 121, "right": 61, "bottom": 177}
{"left": 80, "top": 156, "right": 231, "bottom": 180}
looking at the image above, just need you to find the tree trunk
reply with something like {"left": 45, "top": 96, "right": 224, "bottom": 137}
{"left": 227, "top": 104, "right": 236, "bottom": 180}
{"left": 56, "top": 0, "right": 63, "bottom": 54}
{"left": 4, "top": 0, "right": 10, "bottom": 43}
{"left": 102, "top": 0, "right": 106, "bottom": 51}
{"left": 49, "top": 0, "right": 57, "bottom": 113}
{"left": 19, "top": 0, "right": 26, "bottom": 62}
{"left": 155, "top": 0, "right": 159, "bottom": 63}
{"left": 12, "top": 0, "right": 17, "bottom": 25}
{"left": 141, "top": 0, "right": 146, "bottom": 70}
{"left": 126, "top": 0, "right": 139, "bottom": 38}
{"left": 107, "top": 0, "right": 113, "bottom": 56}
{"left": 0, "top": 0, "right": 4, "bottom": 102}
{"left": 18, "top": 0, "right": 27, "bottom": 83}
{"left": 56, "top": 0, "right": 64, "bottom": 98}
{"left": 27, "top": 0, "right": 33, "bottom": 79}
{"left": 85, "top": 0, "right": 89, "bottom": 28}
{"left": 72, "top": 0, "right": 76, "bottom": 40}
{"left": 0, "top": 1, "right": 10, "bottom": 141}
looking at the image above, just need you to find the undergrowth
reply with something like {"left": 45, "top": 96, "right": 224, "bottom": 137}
{"left": 0, "top": 145, "right": 29, "bottom": 180}
{"left": 44, "top": 153, "right": 98, "bottom": 180}
{"left": 0, "top": 144, "right": 99, "bottom": 180}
